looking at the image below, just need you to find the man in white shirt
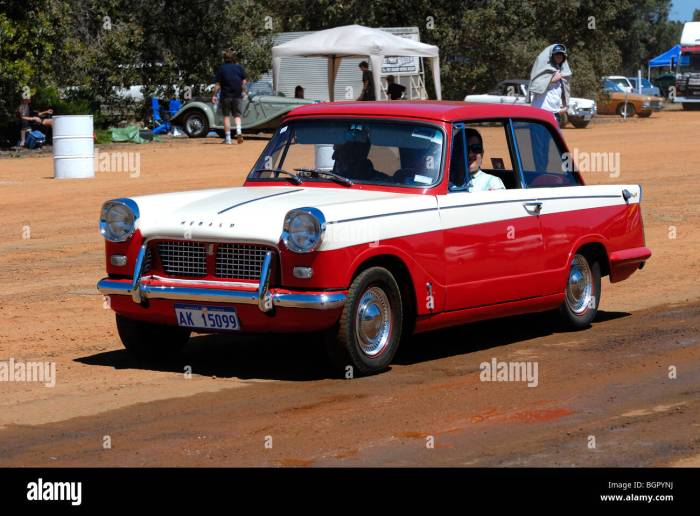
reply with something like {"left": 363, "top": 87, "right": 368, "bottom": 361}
{"left": 449, "top": 128, "right": 506, "bottom": 192}
{"left": 529, "top": 44, "right": 571, "bottom": 123}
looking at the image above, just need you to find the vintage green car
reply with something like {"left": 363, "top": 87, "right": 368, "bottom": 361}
{"left": 171, "top": 93, "right": 317, "bottom": 137}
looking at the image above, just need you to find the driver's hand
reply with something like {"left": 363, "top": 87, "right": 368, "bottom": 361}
{"left": 211, "top": 95, "right": 217, "bottom": 104}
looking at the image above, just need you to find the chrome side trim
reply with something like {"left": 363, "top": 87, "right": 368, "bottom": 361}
{"left": 97, "top": 278, "right": 346, "bottom": 310}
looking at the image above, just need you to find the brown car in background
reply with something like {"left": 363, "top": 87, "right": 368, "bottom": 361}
{"left": 598, "top": 79, "right": 664, "bottom": 117}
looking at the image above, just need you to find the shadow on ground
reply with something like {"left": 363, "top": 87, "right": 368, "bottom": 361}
{"left": 75, "top": 310, "right": 630, "bottom": 381}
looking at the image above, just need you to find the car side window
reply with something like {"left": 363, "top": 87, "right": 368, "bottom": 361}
{"left": 511, "top": 120, "right": 580, "bottom": 187}
{"left": 449, "top": 121, "right": 519, "bottom": 192}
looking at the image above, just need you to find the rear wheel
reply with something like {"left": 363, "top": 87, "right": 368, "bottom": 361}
{"left": 558, "top": 253, "right": 601, "bottom": 329}
{"left": 182, "top": 110, "right": 209, "bottom": 138}
{"left": 616, "top": 102, "right": 635, "bottom": 117}
{"left": 638, "top": 111, "right": 652, "bottom": 118}
{"left": 116, "top": 314, "right": 190, "bottom": 360}
{"left": 325, "top": 267, "right": 403, "bottom": 376}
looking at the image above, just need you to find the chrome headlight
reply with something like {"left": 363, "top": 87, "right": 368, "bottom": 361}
{"left": 282, "top": 207, "right": 326, "bottom": 253}
{"left": 100, "top": 198, "right": 139, "bottom": 242}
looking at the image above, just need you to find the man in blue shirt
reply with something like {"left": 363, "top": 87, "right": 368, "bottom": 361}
{"left": 212, "top": 49, "right": 248, "bottom": 144}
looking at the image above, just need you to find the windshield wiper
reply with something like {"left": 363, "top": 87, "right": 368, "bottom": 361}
{"left": 295, "top": 168, "right": 353, "bottom": 187}
{"left": 253, "top": 168, "right": 303, "bottom": 184}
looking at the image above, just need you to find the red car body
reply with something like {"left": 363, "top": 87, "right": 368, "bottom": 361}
{"left": 98, "top": 101, "right": 650, "bottom": 373}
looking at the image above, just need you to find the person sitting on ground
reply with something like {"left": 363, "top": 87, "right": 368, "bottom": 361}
{"left": 449, "top": 128, "right": 505, "bottom": 192}
{"left": 15, "top": 98, "right": 53, "bottom": 147}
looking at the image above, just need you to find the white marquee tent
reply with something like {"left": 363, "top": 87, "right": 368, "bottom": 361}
{"left": 271, "top": 24, "right": 442, "bottom": 101}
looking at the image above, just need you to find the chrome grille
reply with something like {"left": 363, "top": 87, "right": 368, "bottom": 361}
{"left": 216, "top": 243, "right": 270, "bottom": 280}
{"left": 157, "top": 241, "right": 207, "bottom": 277}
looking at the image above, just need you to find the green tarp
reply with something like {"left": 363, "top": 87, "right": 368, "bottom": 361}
{"left": 110, "top": 126, "right": 151, "bottom": 144}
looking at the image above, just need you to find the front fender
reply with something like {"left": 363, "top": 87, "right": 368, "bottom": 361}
{"left": 172, "top": 101, "right": 216, "bottom": 128}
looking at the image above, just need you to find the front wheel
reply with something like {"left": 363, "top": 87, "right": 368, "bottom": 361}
{"left": 570, "top": 119, "right": 590, "bottom": 129}
{"left": 325, "top": 267, "right": 403, "bottom": 376}
{"left": 616, "top": 102, "right": 635, "bottom": 117}
{"left": 116, "top": 314, "right": 191, "bottom": 360}
{"left": 182, "top": 110, "right": 209, "bottom": 138}
{"left": 558, "top": 253, "right": 601, "bottom": 329}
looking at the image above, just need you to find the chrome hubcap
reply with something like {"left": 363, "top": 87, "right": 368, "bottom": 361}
{"left": 566, "top": 255, "right": 594, "bottom": 315}
{"left": 186, "top": 116, "right": 204, "bottom": 135}
{"left": 355, "top": 286, "right": 392, "bottom": 357}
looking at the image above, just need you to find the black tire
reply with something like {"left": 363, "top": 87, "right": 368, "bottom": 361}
{"left": 325, "top": 267, "right": 403, "bottom": 376}
{"left": 616, "top": 102, "right": 635, "bottom": 117}
{"left": 638, "top": 111, "right": 652, "bottom": 118}
{"left": 116, "top": 314, "right": 190, "bottom": 360}
{"left": 682, "top": 103, "right": 700, "bottom": 111}
{"left": 558, "top": 253, "right": 601, "bottom": 330}
{"left": 182, "top": 110, "right": 209, "bottom": 138}
{"left": 570, "top": 119, "right": 590, "bottom": 129}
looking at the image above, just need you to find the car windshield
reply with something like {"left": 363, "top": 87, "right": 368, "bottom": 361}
{"left": 610, "top": 78, "right": 630, "bottom": 89}
{"left": 678, "top": 52, "right": 700, "bottom": 73}
{"left": 248, "top": 119, "right": 444, "bottom": 187}
{"left": 603, "top": 80, "right": 625, "bottom": 93}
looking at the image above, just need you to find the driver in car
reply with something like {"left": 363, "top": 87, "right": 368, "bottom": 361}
{"left": 332, "top": 140, "right": 389, "bottom": 181}
{"left": 450, "top": 128, "right": 505, "bottom": 192}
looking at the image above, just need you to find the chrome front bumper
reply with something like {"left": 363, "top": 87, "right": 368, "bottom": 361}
{"left": 97, "top": 244, "right": 346, "bottom": 311}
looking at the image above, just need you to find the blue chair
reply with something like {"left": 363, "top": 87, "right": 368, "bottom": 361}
{"left": 151, "top": 98, "right": 183, "bottom": 135}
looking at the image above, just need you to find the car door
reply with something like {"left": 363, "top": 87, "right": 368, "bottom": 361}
{"left": 510, "top": 119, "right": 615, "bottom": 296}
{"left": 437, "top": 121, "right": 546, "bottom": 311}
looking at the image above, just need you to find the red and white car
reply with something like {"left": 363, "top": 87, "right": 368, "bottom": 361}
{"left": 98, "top": 101, "right": 651, "bottom": 375}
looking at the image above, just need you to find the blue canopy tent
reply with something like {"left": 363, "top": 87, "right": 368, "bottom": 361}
{"left": 648, "top": 44, "right": 681, "bottom": 78}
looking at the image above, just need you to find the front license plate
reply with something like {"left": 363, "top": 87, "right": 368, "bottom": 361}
{"left": 174, "top": 304, "right": 240, "bottom": 331}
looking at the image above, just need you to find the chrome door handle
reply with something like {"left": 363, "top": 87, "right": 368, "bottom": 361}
{"left": 523, "top": 201, "right": 543, "bottom": 214}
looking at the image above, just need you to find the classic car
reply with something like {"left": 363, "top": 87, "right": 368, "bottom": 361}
{"left": 464, "top": 79, "right": 596, "bottom": 128}
{"left": 97, "top": 101, "right": 651, "bottom": 375}
{"left": 598, "top": 80, "right": 664, "bottom": 117}
{"left": 171, "top": 91, "right": 316, "bottom": 137}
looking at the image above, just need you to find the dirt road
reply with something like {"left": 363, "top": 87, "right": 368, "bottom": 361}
{"left": 0, "top": 110, "right": 699, "bottom": 466}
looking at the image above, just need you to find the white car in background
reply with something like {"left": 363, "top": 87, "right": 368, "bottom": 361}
{"left": 464, "top": 79, "right": 597, "bottom": 128}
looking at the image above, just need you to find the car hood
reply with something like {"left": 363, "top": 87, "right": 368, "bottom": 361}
{"left": 128, "top": 185, "right": 438, "bottom": 250}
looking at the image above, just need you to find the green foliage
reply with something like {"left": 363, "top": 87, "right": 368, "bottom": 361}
{"left": 271, "top": 0, "right": 682, "bottom": 100}
{"left": 0, "top": 0, "right": 686, "bottom": 132}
